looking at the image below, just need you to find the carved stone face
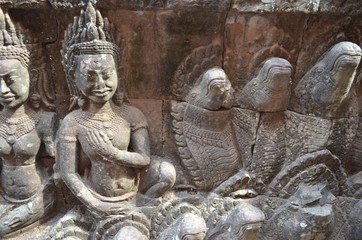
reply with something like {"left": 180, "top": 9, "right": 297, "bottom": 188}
{"left": 0, "top": 58, "right": 30, "bottom": 109}
{"left": 186, "top": 68, "right": 234, "bottom": 110}
{"left": 74, "top": 54, "right": 118, "bottom": 103}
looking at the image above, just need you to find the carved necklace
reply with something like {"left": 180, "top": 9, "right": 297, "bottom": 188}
{"left": 74, "top": 108, "right": 127, "bottom": 140}
{"left": 0, "top": 109, "right": 39, "bottom": 144}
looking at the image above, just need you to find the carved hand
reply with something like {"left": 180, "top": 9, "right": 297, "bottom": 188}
{"left": 83, "top": 129, "right": 115, "bottom": 158}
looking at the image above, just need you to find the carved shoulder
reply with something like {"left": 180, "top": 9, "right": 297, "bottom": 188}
{"left": 57, "top": 111, "right": 81, "bottom": 141}
{"left": 118, "top": 104, "right": 148, "bottom": 132}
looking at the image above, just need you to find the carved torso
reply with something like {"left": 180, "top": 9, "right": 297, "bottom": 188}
{"left": 0, "top": 110, "right": 55, "bottom": 199}
{"left": 61, "top": 104, "right": 147, "bottom": 197}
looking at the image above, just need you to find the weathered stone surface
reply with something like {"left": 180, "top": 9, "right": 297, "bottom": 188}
{"left": 1, "top": 1, "right": 362, "bottom": 239}
{"left": 223, "top": 14, "right": 301, "bottom": 92}
{"left": 232, "top": 0, "right": 362, "bottom": 14}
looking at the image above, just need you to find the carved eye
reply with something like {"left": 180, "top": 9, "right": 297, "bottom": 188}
{"left": 3, "top": 75, "right": 16, "bottom": 85}
{"left": 103, "top": 72, "right": 113, "bottom": 80}
{"left": 87, "top": 72, "right": 97, "bottom": 82}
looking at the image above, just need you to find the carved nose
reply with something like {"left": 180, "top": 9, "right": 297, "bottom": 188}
{"left": 95, "top": 75, "right": 105, "bottom": 89}
{"left": 0, "top": 78, "right": 10, "bottom": 94}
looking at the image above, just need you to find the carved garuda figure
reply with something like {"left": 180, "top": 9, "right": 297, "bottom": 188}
{"left": 291, "top": 41, "right": 361, "bottom": 118}
{"left": 286, "top": 41, "right": 362, "bottom": 166}
{"left": 57, "top": 2, "right": 174, "bottom": 231}
{"left": 171, "top": 65, "right": 243, "bottom": 192}
{"left": 232, "top": 57, "right": 292, "bottom": 187}
{"left": 0, "top": 7, "right": 56, "bottom": 237}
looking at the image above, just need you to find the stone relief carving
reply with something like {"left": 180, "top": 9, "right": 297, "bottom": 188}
{"left": 232, "top": 58, "right": 292, "bottom": 187}
{"left": 1, "top": 2, "right": 362, "bottom": 239}
{"left": 0, "top": 7, "right": 56, "bottom": 238}
{"left": 48, "top": 3, "right": 175, "bottom": 238}
{"left": 171, "top": 67, "right": 242, "bottom": 192}
{"left": 151, "top": 201, "right": 207, "bottom": 240}
{"left": 290, "top": 41, "right": 361, "bottom": 118}
{"left": 286, "top": 42, "right": 362, "bottom": 167}
{"left": 204, "top": 199, "right": 265, "bottom": 239}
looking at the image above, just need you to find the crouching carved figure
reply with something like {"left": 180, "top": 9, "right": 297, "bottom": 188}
{"left": 0, "top": 8, "right": 56, "bottom": 237}
{"left": 171, "top": 67, "right": 249, "bottom": 194}
{"left": 233, "top": 57, "right": 292, "bottom": 187}
{"left": 57, "top": 2, "right": 174, "bottom": 229}
{"left": 287, "top": 42, "right": 362, "bottom": 167}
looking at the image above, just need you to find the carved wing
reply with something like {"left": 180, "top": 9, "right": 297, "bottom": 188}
{"left": 328, "top": 117, "right": 358, "bottom": 170}
{"left": 171, "top": 101, "right": 241, "bottom": 191}
{"left": 182, "top": 120, "right": 240, "bottom": 191}
{"left": 250, "top": 112, "right": 286, "bottom": 185}
{"left": 171, "top": 101, "right": 206, "bottom": 189}
{"left": 231, "top": 108, "right": 260, "bottom": 170}
{"left": 285, "top": 110, "right": 332, "bottom": 166}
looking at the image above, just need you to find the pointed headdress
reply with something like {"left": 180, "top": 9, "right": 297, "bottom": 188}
{"left": 62, "top": 2, "right": 120, "bottom": 104}
{"left": 0, "top": 8, "right": 29, "bottom": 67}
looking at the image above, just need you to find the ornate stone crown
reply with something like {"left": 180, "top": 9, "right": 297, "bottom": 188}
{"left": 0, "top": 8, "right": 30, "bottom": 67}
{"left": 62, "top": 2, "right": 120, "bottom": 101}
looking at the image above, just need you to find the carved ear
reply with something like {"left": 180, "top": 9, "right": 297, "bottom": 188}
{"left": 30, "top": 94, "right": 41, "bottom": 109}
{"left": 29, "top": 69, "right": 41, "bottom": 109}
{"left": 30, "top": 69, "right": 39, "bottom": 81}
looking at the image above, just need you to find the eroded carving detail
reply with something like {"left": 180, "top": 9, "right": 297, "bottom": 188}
{"left": 237, "top": 58, "right": 292, "bottom": 112}
{"left": 261, "top": 184, "right": 335, "bottom": 240}
{"left": 205, "top": 199, "right": 265, "bottom": 240}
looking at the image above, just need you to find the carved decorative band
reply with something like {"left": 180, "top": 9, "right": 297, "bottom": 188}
{"left": 0, "top": 46, "right": 30, "bottom": 67}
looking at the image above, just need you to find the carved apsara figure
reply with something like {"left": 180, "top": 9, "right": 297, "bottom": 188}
{"left": 171, "top": 67, "right": 242, "bottom": 192}
{"left": 57, "top": 3, "right": 170, "bottom": 220}
{"left": 233, "top": 57, "right": 292, "bottom": 186}
{"left": 286, "top": 41, "right": 362, "bottom": 166}
{"left": 0, "top": 8, "right": 56, "bottom": 237}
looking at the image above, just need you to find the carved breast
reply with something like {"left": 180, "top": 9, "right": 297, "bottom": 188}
{"left": 0, "top": 130, "right": 41, "bottom": 165}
